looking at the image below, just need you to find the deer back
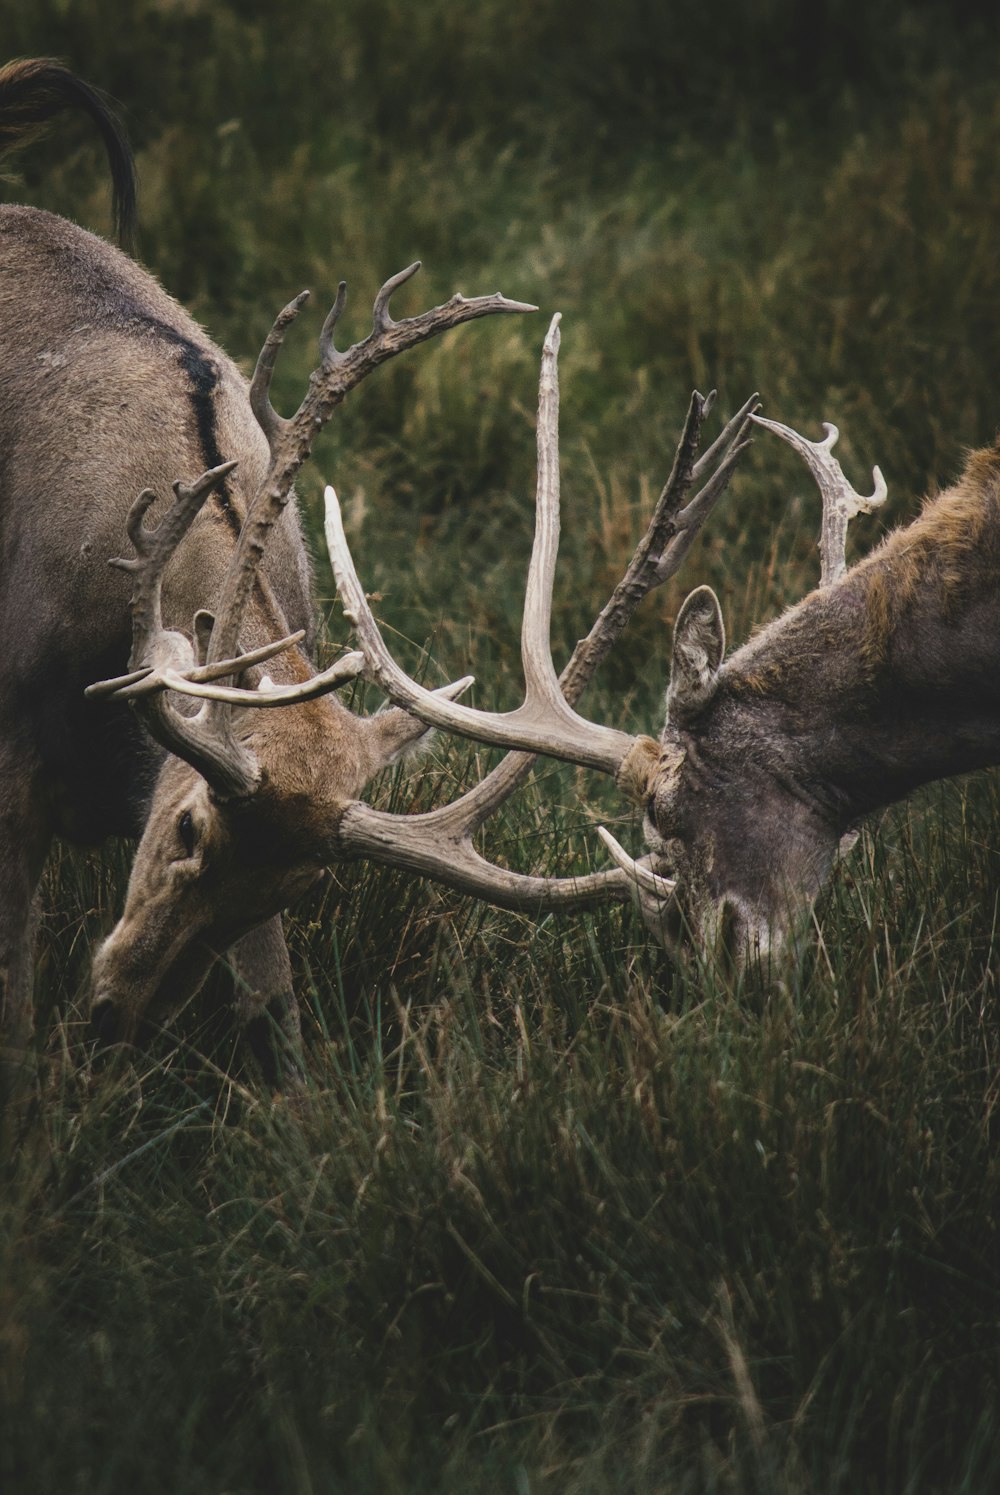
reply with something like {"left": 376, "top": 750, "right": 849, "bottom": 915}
{"left": 0, "top": 204, "right": 314, "bottom": 838}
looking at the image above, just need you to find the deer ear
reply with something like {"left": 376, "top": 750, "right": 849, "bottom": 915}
{"left": 364, "top": 707, "right": 437, "bottom": 771}
{"left": 363, "top": 676, "right": 474, "bottom": 773}
{"left": 193, "top": 610, "right": 215, "bottom": 666}
{"left": 667, "top": 585, "right": 725, "bottom": 724}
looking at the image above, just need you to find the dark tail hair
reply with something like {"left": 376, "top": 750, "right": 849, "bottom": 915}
{"left": 0, "top": 57, "right": 137, "bottom": 251}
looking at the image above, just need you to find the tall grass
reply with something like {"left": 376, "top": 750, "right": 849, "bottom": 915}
{"left": 4, "top": 775, "right": 1000, "bottom": 1491}
{"left": 3, "top": 4, "right": 1000, "bottom": 1490}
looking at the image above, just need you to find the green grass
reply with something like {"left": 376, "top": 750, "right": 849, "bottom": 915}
{"left": 3, "top": 4, "right": 1000, "bottom": 1490}
{"left": 4, "top": 774, "right": 1000, "bottom": 1492}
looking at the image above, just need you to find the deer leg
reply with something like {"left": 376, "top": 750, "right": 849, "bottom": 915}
{"left": 228, "top": 914, "right": 303, "bottom": 1086}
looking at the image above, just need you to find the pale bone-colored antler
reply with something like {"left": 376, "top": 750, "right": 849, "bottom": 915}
{"left": 329, "top": 314, "right": 756, "bottom": 777}
{"left": 326, "top": 317, "right": 636, "bottom": 774}
{"left": 88, "top": 266, "right": 534, "bottom": 796}
{"left": 328, "top": 313, "right": 755, "bottom": 913}
{"left": 751, "top": 415, "right": 887, "bottom": 587}
{"left": 595, "top": 826, "right": 677, "bottom": 896}
{"left": 85, "top": 632, "right": 313, "bottom": 701}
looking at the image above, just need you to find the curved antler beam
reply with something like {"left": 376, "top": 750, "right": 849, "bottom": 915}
{"left": 326, "top": 317, "right": 638, "bottom": 777}
{"left": 336, "top": 799, "right": 677, "bottom": 914}
{"left": 752, "top": 414, "right": 887, "bottom": 587}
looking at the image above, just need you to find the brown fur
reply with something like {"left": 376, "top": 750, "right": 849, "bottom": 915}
{"left": 0, "top": 67, "right": 438, "bottom": 1069}
{"left": 731, "top": 440, "right": 1000, "bottom": 700}
{"left": 615, "top": 735, "right": 660, "bottom": 805}
{"left": 646, "top": 437, "right": 1000, "bottom": 968}
{"left": 859, "top": 441, "right": 1000, "bottom": 649}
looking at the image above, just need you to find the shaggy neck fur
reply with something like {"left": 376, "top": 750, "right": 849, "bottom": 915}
{"left": 715, "top": 441, "right": 1000, "bottom": 823}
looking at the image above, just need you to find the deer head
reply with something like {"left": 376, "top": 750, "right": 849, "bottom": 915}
{"left": 628, "top": 419, "right": 888, "bottom": 963}
{"left": 329, "top": 315, "right": 890, "bottom": 970}
{"left": 87, "top": 266, "right": 533, "bottom": 1037}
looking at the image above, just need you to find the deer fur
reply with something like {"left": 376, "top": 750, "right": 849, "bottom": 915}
{"left": 638, "top": 439, "right": 1000, "bottom": 961}
{"left": 0, "top": 200, "right": 314, "bottom": 1054}
{"left": 0, "top": 61, "right": 437, "bottom": 1078}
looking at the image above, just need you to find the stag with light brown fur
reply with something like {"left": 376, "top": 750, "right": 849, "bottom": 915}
{"left": 0, "top": 60, "right": 531, "bottom": 1074}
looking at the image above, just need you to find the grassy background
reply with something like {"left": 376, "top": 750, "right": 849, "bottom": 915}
{"left": 3, "top": 3, "right": 1000, "bottom": 1490}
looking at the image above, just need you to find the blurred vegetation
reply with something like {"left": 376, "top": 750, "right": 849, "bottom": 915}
{"left": 3, "top": 2, "right": 1000, "bottom": 1490}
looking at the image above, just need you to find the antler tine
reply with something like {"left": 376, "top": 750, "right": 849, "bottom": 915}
{"left": 84, "top": 627, "right": 304, "bottom": 702}
{"left": 119, "top": 487, "right": 157, "bottom": 558}
{"left": 97, "top": 629, "right": 309, "bottom": 701}
{"left": 205, "top": 264, "right": 537, "bottom": 680}
{"left": 158, "top": 650, "right": 366, "bottom": 707}
{"left": 596, "top": 826, "right": 677, "bottom": 896}
{"left": 371, "top": 260, "right": 422, "bottom": 334}
{"left": 327, "top": 321, "right": 754, "bottom": 919}
{"left": 692, "top": 390, "right": 759, "bottom": 481}
{"left": 317, "top": 281, "right": 348, "bottom": 368}
{"left": 88, "top": 459, "right": 263, "bottom": 798}
{"left": 521, "top": 311, "right": 565, "bottom": 704}
{"left": 249, "top": 291, "right": 310, "bottom": 448}
{"left": 751, "top": 414, "right": 887, "bottom": 587}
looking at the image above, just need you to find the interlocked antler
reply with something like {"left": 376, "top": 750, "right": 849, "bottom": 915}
{"left": 750, "top": 415, "right": 887, "bottom": 587}
{"left": 327, "top": 314, "right": 757, "bottom": 913}
{"left": 87, "top": 266, "right": 533, "bottom": 796}
{"left": 84, "top": 462, "right": 311, "bottom": 797}
{"left": 205, "top": 264, "right": 534, "bottom": 675}
{"left": 329, "top": 314, "right": 756, "bottom": 771}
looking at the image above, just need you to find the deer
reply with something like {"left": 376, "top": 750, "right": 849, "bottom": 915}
{"left": 0, "top": 58, "right": 529, "bottom": 1073}
{"left": 84, "top": 321, "right": 752, "bottom": 1041}
{"left": 327, "top": 311, "right": 1000, "bottom": 970}
{"left": 0, "top": 58, "right": 754, "bottom": 1079}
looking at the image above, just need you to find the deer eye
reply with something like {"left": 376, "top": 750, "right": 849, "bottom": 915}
{"left": 178, "top": 809, "right": 196, "bottom": 859}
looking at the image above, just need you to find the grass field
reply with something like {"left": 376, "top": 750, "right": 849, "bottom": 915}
{"left": 3, "top": 5, "right": 1000, "bottom": 1490}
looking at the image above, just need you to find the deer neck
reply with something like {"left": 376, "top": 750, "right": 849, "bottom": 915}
{"left": 722, "top": 482, "right": 1000, "bottom": 825}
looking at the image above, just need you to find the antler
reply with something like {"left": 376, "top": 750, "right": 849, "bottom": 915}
{"left": 328, "top": 314, "right": 756, "bottom": 913}
{"left": 85, "top": 462, "right": 270, "bottom": 797}
{"left": 329, "top": 314, "right": 757, "bottom": 775}
{"left": 88, "top": 266, "right": 534, "bottom": 793}
{"left": 204, "top": 264, "right": 535, "bottom": 675}
{"left": 750, "top": 415, "right": 887, "bottom": 587}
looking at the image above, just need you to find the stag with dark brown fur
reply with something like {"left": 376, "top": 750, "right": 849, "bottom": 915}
{"left": 332, "top": 315, "right": 1000, "bottom": 968}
